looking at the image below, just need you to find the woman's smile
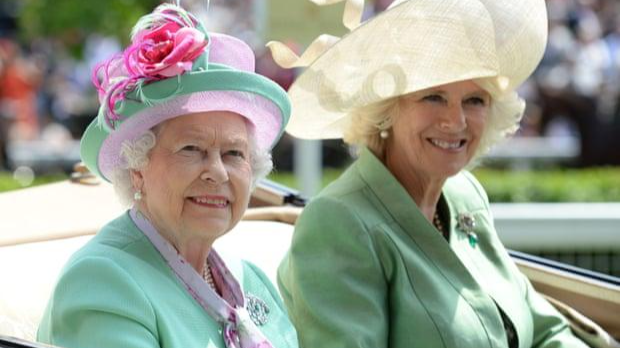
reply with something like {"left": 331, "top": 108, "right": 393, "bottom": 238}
{"left": 427, "top": 138, "right": 468, "bottom": 152}
{"left": 188, "top": 195, "right": 230, "bottom": 208}
{"left": 386, "top": 80, "right": 489, "bottom": 181}
{"left": 137, "top": 111, "right": 252, "bottom": 244}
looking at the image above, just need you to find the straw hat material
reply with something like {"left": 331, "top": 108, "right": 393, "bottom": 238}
{"left": 268, "top": 0, "right": 548, "bottom": 139}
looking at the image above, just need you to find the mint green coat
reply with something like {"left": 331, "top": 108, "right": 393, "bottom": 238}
{"left": 278, "top": 148, "right": 587, "bottom": 348}
{"left": 37, "top": 212, "right": 298, "bottom": 348}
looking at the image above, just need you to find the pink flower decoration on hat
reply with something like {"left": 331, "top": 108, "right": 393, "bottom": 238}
{"left": 92, "top": 5, "right": 208, "bottom": 129}
{"left": 128, "top": 22, "right": 207, "bottom": 78}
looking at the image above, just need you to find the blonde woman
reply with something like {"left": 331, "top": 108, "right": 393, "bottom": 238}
{"left": 269, "top": 0, "right": 589, "bottom": 347}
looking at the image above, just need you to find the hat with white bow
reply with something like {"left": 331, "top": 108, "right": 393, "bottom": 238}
{"left": 268, "top": 0, "right": 548, "bottom": 150}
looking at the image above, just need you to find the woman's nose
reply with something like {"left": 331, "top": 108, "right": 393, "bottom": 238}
{"left": 438, "top": 105, "right": 467, "bottom": 132}
{"left": 200, "top": 155, "right": 228, "bottom": 184}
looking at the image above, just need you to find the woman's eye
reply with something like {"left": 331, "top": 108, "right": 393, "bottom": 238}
{"left": 465, "top": 96, "right": 488, "bottom": 106}
{"left": 181, "top": 145, "right": 201, "bottom": 152}
{"left": 226, "top": 150, "right": 246, "bottom": 159}
{"left": 422, "top": 94, "right": 445, "bottom": 103}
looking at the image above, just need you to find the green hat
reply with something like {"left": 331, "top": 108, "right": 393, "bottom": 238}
{"left": 82, "top": 4, "right": 290, "bottom": 182}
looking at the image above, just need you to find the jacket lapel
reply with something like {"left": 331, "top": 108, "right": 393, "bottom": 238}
{"left": 355, "top": 148, "right": 507, "bottom": 347}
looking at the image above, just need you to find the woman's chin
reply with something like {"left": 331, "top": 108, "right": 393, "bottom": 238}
{"left": 428, "top": 151, "right": 473, "bottom": 177}
{"left": 432, "top": 162, "right": 468, "bottom": 178}
{"left": 183, "top": 217, "right": 232, "bottom": 238}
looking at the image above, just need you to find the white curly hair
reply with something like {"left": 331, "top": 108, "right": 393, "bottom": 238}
{"left": 110, "top": 126, "right": 273, "bottom": 207}
{"left": 343, "top": 78, "right": 526, "bottom": 168}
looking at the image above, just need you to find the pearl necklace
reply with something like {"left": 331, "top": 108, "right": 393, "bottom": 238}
{"left": 202, "top": 260, "right": 217, "bottom": 291}
{"left": 433, "top": 211, "right": 444, "bottom": 235}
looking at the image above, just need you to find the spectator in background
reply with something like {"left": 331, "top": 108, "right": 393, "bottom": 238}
{"left": 0, "top": 39, "right": 10, "bottom": 169}
{"left": 0, "top": 38, "right": 42, "bottom": 141}
{"left": 531, "top": 0, "right": 620, "bottom": 165}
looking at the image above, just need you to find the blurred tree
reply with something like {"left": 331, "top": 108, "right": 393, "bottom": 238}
{"left": 19, "top": 0, "right": 161, "bottom": 57}
{"left": 267, "top": 0, "right": 347, "bottom": 46}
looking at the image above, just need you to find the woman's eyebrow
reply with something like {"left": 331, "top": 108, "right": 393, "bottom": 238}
{"left": 223, "top": 137, "right": 249, "bottom": 148}
{"left": 464, "top": 90, "right": 490, "bottom": 99}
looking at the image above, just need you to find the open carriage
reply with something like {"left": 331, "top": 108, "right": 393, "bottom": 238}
{"left": 0, "top": 171, "right": 618, "bottom": 348}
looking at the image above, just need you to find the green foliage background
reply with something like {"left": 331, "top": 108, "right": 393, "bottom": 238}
{"left": 266, "top": 0, "right": 347, "bottom": 45}
{"left": 2, "top": 168, "right": 620, "bottom": 202}
{"left": 19, "top": 0, "right": 161, "bottom": 56}
{"left": 18, "top": 0, "right": 347, "bottom": 57}
{"left": 266, "top": 168, "right": 620, "bottom": 203}
{"left": 0, "top": 172, "right": 67, "bottom": 193}
{"left": 11, "top": 1, "right": 620, "bottom": 203}
{"left": 473, "top": 168, "right": 620, "bottom": 202}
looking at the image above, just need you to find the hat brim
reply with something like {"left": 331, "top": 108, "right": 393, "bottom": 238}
{"left": 81, "top": 64, "right": 290, "bottom": 182}
{"left": 284, "top": 0, "right": 547, "bottom": 139}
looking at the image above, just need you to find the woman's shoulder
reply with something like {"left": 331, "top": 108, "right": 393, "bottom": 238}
{"left": 40, "top": 247, "right": 158, "bottom": 329}
{"left": 69, "top": 212, "right": 152, "bottom": 260}
{"left": 315, "top": 162, "right": 367, "bottom": 200}
{"left": 58, "top": 213, "right": 163, "bottom": 289}
{"left": 93, "top": 211, "right": 149, "bottom": 248}
{"left": 38, "top": 232, "right": 161, "bottom": 346}
{"left": 304, "top": 162, "right": 379, "bottom": 215}
{"left": 55, "top": 233, "right": 159, "bottom": 300}
{"left": 298, "top": 192, "right": 373, "bottom": 233}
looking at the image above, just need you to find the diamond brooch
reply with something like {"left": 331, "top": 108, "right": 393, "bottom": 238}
{"left": 456, "top": 213, "right": 478, "bottom": 248}
{"left": 246, "top": 293, "right": 270, "bottom": 326}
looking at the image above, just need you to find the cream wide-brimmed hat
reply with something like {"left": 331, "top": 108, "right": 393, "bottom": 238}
{"left": 268, "top": 0, "right": 548, "bottom": 140}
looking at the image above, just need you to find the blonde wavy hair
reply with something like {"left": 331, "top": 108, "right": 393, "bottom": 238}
{"left": 343, "top": 79, "right": 526, "bottom": 167}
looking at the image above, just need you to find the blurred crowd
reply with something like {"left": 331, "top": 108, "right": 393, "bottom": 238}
{"left": 526, "top": 0, "right": 620, "bottom": 165}
{"left": 1, "top": 0, "right": 620, "bottom": 172}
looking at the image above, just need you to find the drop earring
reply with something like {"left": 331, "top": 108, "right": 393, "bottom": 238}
{"left": 380, "top": 130, "right": 389, "bottom": 139}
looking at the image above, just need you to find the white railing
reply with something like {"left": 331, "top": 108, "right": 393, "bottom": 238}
{"left": 491, "top": 203, "right": 620, "bottom": 251}
{"left": 485, "top": 136, "right": 580, "bottom": 168}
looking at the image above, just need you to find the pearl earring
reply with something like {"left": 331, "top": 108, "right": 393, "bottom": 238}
{"left": 380, "top": 130, "right": 389, "bottom": 139}
{"left": 134, "top": 190, "right": 143, "bottom": 201}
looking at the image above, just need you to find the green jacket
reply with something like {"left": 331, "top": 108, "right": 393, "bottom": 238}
{"left": 278, "top": 148, "right": 586, "bottom": 348}
{"left": 38, "top": 212, "right": 298, "bottom": 348}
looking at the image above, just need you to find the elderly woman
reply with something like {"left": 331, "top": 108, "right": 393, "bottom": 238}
{"left": 268, "top": 0, "right": 590, "bottom": 347}
{"left": 37, "top": 4, "right": 298, "bottom": 348}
